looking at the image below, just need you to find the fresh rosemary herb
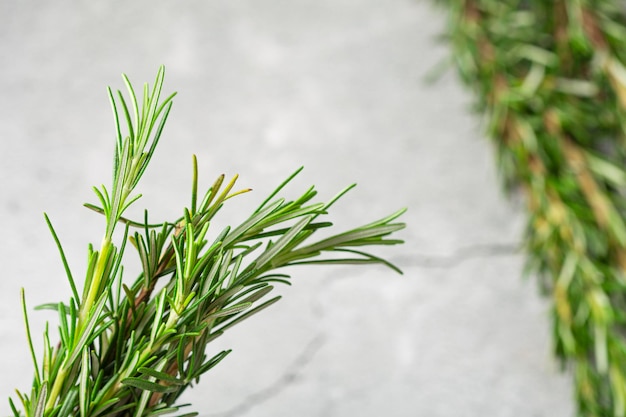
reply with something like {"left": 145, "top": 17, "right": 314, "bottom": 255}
{"left": 12, "top": 66, "right": 405, "bottom": 417}
{"left": 434, "top": 1, "right": 626, "bottom": 416}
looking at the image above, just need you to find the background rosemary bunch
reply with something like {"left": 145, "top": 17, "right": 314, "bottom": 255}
{"left": 11, "top": 67, "right": 406, "bottom": 417}
{"left": 434, "top": 0, "right": 626, "bottom": 415}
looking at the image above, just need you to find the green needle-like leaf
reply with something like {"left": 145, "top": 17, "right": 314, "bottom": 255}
{"left": 121, "top": 378, "right": 178, "bottom": 394}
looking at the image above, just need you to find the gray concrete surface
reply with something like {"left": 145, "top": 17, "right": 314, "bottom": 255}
{"left": 0, "top": 0, "right": 574, "bottom": 416}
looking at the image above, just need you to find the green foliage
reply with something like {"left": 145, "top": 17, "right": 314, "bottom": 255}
{"left": 434, "top": 0, "right": 626, "bottom": 415}
{"left": 13, "top": 67, "right": 406, "bottom": 417}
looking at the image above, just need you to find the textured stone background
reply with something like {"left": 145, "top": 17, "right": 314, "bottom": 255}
{"left": 0, "top": 1, "right": 574, "bottom": 416}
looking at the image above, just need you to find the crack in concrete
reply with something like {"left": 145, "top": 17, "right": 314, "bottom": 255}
{"left": 309, "top": 242, "right": 522, "bottom": 319}
{"left": 206, "top": 335, "right": 327, "bottom": 417}
{"left": 391, "top": 242, "right": 521, "bottom": 269}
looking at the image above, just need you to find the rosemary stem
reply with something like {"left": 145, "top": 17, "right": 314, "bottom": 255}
{"left": 45, "top": 363, "right": 68, "bottom": 413}
{"left": 79, "top": 237, "right": 113, "bottom": 325}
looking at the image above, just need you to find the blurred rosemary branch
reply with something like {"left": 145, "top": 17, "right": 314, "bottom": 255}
{"left": 11, "top": 67, "right": 406, "bottom": 417}
{"left": 434, "top": 1, "right": 626, "bottom": 415}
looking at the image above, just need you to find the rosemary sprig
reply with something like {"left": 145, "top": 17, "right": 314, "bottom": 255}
{"left": 434, "top": 1, "right": 626, "bottom": 416}
{"left": 12, "top": 67, "right": 406, "bottom": 417}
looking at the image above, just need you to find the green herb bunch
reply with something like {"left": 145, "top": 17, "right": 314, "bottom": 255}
{"left": 11, "top": 67, "right": 406, "bottom": 417}
{"left": 434, "top": 1, "right": 626, "bottom": 416}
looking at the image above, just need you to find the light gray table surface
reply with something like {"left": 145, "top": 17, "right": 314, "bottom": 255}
{"left": 0, "top": 1, "right": 573, "bottom": 416}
